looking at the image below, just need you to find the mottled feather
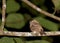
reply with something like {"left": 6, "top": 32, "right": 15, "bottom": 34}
{"left": 30, "top": 20, "right": 44, "bottom": 35}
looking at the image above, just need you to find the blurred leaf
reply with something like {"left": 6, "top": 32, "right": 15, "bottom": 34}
{"left": 0, "top": 0, "right": 1, "bottom": 2}
{"left": 6, "top": 0, "right": 20, "bottom": 13}
{"left": 0, "top": 0, "right": 1, "bottom": 7}
{"left": 34, "top": 40, "right": 50, "bottom": 43}
{"left": 34, "top": 17, "right": 58, "bottom": 31}
{"left": 21, "top": 2, "right": 39, "bottom": 15}
{"left": 41, "top": 36, "right": 53, "bottom": 43}
{"left": 0, "top": 8, "right": 1, "bottom": 14}
{"left": 6, "top": 13, "right": 25, "bottom": 29}
{"left": 14, "top": 37, "right": 24, "bottom": 43}
{"left": 23, "top": 13, "right": 32, "bottom": 22}
{"left": 59, "top": 23, "right": 60, "bottom": 29}
{"left": 30, "top": 0, "right": 45, "bottom": 6}
{"left": 26, "top": 40, "right": 50, "bottom": 43}
{"left": 0, "top": 37, "right": 14, "bottom": 43}
{"left": 40, "top": 6, "right": 47, "bottom": 11}
{"left": 26, "top": 41, "right": 33, "bottom": 43}
{"left": 52, "top": 0, "right": 60, "bottom": 10}
{"left": 21, "top": 0, "right": 47, "bottom": 16}
{"left": 0, "top": 19, "right": 2, "bottom": 30}
{"left": 30, "top": 0, "right": 47, "bottom": 11}
{"left": 0, "top": 19, "right": 1, "bottom": 26}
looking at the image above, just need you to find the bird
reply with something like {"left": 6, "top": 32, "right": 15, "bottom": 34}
{"left": 30, "top": 19, "right": 44, "bottom": 35}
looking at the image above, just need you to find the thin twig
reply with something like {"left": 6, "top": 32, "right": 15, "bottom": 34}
{"left": 1, "top": 0, "right": 6, "bottom": 31}
{"left": 0, "top": 31, "right": 60, "bottom": 36}
{"left": 21, "top": 0, "right": 60, "bottom": 21}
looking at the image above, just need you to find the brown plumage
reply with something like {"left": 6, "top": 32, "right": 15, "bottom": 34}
{"left": 30, "top": 20, "right": 44, "bottom": 35}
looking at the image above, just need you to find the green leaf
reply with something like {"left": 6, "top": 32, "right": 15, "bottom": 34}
{"left": 6, "top": 13, "right": 25, "bottom": 29}
{"left": 52, "top": 0, "right": 60, "bottom": 10}
{"left": 0, "top": 37, "right": 14, "bottom": 43}
{"left": 26, "top": 40, "right": 50, "bottom": 43}
{"left": 14, "top": 38, "right": 24, "bottom": 43}
{"left": 34, "top": 40, "right": 50, "bottom": 43}
{"left": 34, "top": 17, "right": 58, "bottom": 31}
{"left": 6, "top": 0, "right": 20, "bottom": 13}
{"left": 23, "top": 13, "right": 32, "bottom": 22}
{"left": 26, "top": 41, "right": 33, "bottom": 43}
{"left": 21, "top": 0, "right": 47, "bottom": 16}
{"left": 30, "top": 0, "right": 45, "bottom": 6}
{"left": 21, "top": 2, "right": 39, "bottom": 15}
{"left": 41, "top": 37, "right": 53, "bottom": 43}
{"left": 59, "top": 23, "right": 60, "bottom": 28}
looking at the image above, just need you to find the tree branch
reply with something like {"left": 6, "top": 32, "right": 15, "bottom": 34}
{"left": 21, "top": 0, "right": 60, "bottom": 21}
{"left": 0, "top": 31, "right": 60, "bottom": 36}
{"left": 1, "top": 0, "right": 6, "bottom": 31}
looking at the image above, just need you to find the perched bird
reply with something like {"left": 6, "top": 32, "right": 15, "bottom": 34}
{"left": 30, "top": 19, "right": 44, "bottom": 35}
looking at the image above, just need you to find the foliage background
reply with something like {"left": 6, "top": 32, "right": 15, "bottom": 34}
{"left": 0, "top": 0, "right": 60, "bottom": 43}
